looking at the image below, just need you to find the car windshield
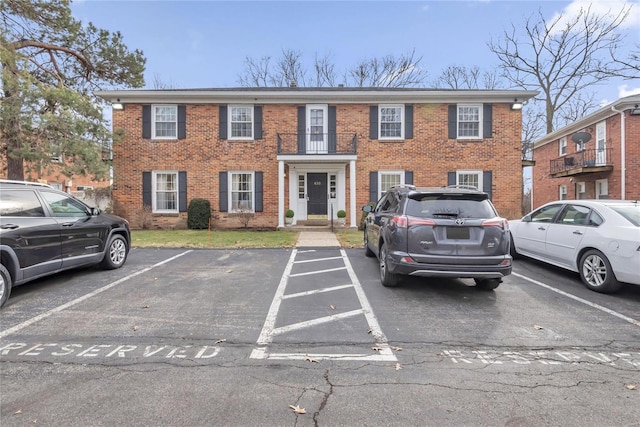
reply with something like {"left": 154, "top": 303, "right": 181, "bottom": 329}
{"left": 406, "top": 195, "right": 496, "bottom": 219}
{"left": 609, "top": 204, "right": 640, "bottom": 227}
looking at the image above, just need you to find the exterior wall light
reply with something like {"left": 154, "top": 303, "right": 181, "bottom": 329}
{"left": 511, "top": 99, "right": 523, "bottom": 110}
{"left": 112, "top": 99, "right": 124, "bottom": 110}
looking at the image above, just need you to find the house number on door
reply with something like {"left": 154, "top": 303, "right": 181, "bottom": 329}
{"left": 314, "top": 181, "right": 321, "bottom": 185}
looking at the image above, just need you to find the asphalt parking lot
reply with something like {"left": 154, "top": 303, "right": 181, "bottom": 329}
{"left": 1, "top": 247, "right": 639, "bottom": 426}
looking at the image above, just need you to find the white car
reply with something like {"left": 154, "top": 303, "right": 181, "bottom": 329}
{"left": 509, "top": 200, "right": 640, "bottom": 293}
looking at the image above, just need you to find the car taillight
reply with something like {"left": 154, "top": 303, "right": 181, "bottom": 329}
{"left": 482, "top": 218, "right": 508, "bottom": 230}
{"left": 392, "top": 215, "right": 436, "bottom": 228}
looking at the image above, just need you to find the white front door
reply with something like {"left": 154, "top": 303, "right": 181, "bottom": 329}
{"left": 306, "top": 104, "right": 328, "bottom": 154}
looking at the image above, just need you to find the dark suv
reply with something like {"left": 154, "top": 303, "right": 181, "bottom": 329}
{"left": 0, "top": 180, "right": 131, "bottom": 307}
{"left": 363, "top": 185, "right": 511, "bottom": 289}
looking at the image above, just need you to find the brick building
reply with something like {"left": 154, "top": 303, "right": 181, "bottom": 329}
{"left": 95, "top": 87, "right": 537, "bottom": 229}
{"left": 532, "top": 94, "right": 640, "bottom": 207}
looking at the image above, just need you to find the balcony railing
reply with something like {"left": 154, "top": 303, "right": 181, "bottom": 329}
{"left": 550, "top": 148, "right": 613, "bottom": 176}
{"left": 277, "top": 133, "right": 357, "bottom": 155}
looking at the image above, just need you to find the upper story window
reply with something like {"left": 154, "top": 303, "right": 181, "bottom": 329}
{"left": 457, "top": 105, "right": 482, "bottom": 139}
{"left": 153, "top": 105, "right": 177, "bottom": 139}
{"left": 379, "top": 105, "right": 404, "bottom": 140}
{"left": 229, "top": 105, "right": 253, "bottom": 140}
{"left": 559, "top": 137, "right": 567, "bottom": 156}
{"left": 152, "top": 171, "right": 178, "bottom": 213}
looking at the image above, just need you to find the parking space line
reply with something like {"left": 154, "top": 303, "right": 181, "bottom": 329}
{"left": 512, "top": 272, "right": 640, "bottom": 326}
{"left": 250, "top": 248, "right": 397, "bottom": 362}
{"left": 0, "top": 251, "right": 193, "bottom": 339}
{"left": 294, "top": 256, "right": 343, "bottom": 264}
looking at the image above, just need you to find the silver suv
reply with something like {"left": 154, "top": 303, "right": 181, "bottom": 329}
{"left": 363, "top": 185, "right": 511, "bottom": 289}
{"left": 0, "top": 180, "right": 130, "bottom": 308}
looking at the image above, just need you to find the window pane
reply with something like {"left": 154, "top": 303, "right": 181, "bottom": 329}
{"left": 458, "top": 173, "right": 479, "bottom": 189}
{"left": 154, "top": 172, "right": 178, "bottom": 212}
{"left": 231, "top": 107, "right": 253, "bottom": 138}
{"left": 154, "top": 106, "right": 177, "bottom": 138}
{"left": 381, "top": 173, "right": 401, "bottom": 193}
{"left": 458, "top": 106, "right": 480, "bottom": 137}
{"left": 380, "top": 106, "right": 402, "bottom": 138}
{"left": 231, "top": 173, "right": 253, "bottom": 211}
{"left": 0, "top": 190, "right": 45, "bottom": 217}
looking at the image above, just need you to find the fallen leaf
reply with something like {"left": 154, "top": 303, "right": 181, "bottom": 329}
{"left": 226, "top": 269, "right": 233, "bottom": 273}
{"left": 391, "top": 346, "right": 402, "bottom": 351}
{"left": 367, "top": 328, "right": 374, "bottom": 334}
{"left": 634, "top": 322, "right": 640, "bottom": 327}
{"left": 625, "top": 384, "right": 637, "bottom": 390}
{"left": 215, "top": 339, "right": 227, "bottom": 344}
{"left": 395, "top": 363, "right": 402, "bottom": 370}
{"left": 305, "top": 355, "right": 319, "bottom": 363}
{"left": 329, "top": 305, "right": 336, "bottom": 310}
{"left": 534, "top": 325, "right": 544, "bottom": 330}
{"left": 132, "top": 325, "right": 139, "bottom": 331}
{"left": 289, "top": 405, "right": 306, "bottom": 414}
{"left": 14, "top": 409, "right": 22, "bottom": 415}
{"left": 371, "top": 346, "right": 384, "bottom": 352}
{"left": 141, "top": 305, "right": 150, "bottom": 309}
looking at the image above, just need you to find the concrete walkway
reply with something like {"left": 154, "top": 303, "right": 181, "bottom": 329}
{"left": 295, "top": 230, "right": 341, "bottom": 247}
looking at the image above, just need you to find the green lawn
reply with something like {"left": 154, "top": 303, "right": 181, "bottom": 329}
{"left": 131, "top": 229, "right": 363, "bottom": 249}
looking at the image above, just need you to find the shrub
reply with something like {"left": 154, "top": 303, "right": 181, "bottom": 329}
{"left": 285, "top": 209, "right": 295, "bottom": 218}
{"left": 187, "top": 198, "right": 211, "bottom": 229}
{"left": 337, "top": 209, "right": 346, "bottom": 218}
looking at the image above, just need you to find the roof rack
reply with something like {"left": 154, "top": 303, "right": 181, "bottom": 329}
{"left": 445, "top": 184, "right": 478, "bottom": 191}
{"left": 389, "top": 184, "right": 417, "bottom": 190}
{"left": 0, "top": 179, "right": 52, "bottom": 188}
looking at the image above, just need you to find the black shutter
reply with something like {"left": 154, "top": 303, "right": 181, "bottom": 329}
{"left": 404, "top": 105, "right": 413, "bottom": 139}
{"left": 255, "top": 172, "right": 263, "bottom": 212}
{"left": 448, "top": 105, "right": 457, "bottom": 139}
{"left": 254, "top": 106, "right": 263, "bottom": 139}
{"left": 297, "top": 106, "right": 306, "bottom": 154}
{"left": 219, "top": 106, "right": 228, "bottom": 139}
{"left": 369, "top": 106, "right": 378, "bottom": 139}
{"left": 178, "top": 171, "right": 187, "bottom": 212}
{"left": 405, "top": 171, "right": 413, "bottom": 185}
{"left": 219, "top": 171, "right": 228, "bottom": 212}
{"left": 328, "top": 106, "right": 337, "bottom": 153}
{"left": 447, "top": 172, "right": 456, "bottom": 186}
{"left": 142, "top": 172, "right": 151, "bottom": 208}
{"left": 483, "top": 104, "right": 493, "bottom": 138}
{"left": 483, "top": 171, "right": 493, "bottom": 200}
{"left": 142, "top": 105, "right": 151, "bottom": 139}
{"left": 369, "top": 171, "right": 378, "bottom": 203}
{"left": 178, "top": 106, "right": 186, "bottom": 139}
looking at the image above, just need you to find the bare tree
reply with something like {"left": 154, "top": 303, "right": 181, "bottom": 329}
{"left": 312, "top": 52, "right": 337, "bottom": 87}
{"left": 345, "top": 50, "right": 427, "bottom": 87}
{"left": 272, "top": 49, "right": 307, "bottom": 87}
{"left": 237, "top": 56, "right": 272, "bottom": 87}
{"left": 433, "top": 65, "right": 503, "bottom": 89}
{"left": 489, "top": 4, "right": 632, "bottom": 133}
{"left": 151, "top": 73, "right": 176, "bottom": 89}
{"left": 609, "top": 42, "right": 640, "bottom": 78}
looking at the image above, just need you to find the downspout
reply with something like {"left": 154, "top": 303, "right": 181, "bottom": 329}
{"left": 611, "top": 105, "right": 626, "bottom": 200}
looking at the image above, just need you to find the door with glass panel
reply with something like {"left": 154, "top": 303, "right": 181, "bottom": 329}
{"left": 306, "top": 105, "right": 328, "bottom": 154}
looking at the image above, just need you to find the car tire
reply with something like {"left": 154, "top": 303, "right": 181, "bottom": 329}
{"left": 0, "top": 264, "right": 12, "bottom": 308}
{"left": 100, "top": 235, "right": 128, "bottom": 270}
{"left": 379, "top": 243, "right": 401, "bottom": 287}
{"left": 509, "top": 233, "right": 519, "bottom": 259}
{"left": 579, "top": 249, "right": 621, "bottom": 293}
{"left": 474, "top": 278, "right": 501, "bottom": 290}
{"left": 364, "top": 230, "right": 375, "bottom": 258}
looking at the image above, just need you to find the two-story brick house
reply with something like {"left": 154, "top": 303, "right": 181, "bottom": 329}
{"left": 532, "top": 94, "right": 640, "bottom": 207}
{"left": 95, "top": 87, "right": 537, "bottom": 229}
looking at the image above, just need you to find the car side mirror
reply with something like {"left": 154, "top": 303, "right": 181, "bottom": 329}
{"left": 362, "top": 205, "right": 373, "bottom": 213}
{"left": 90, "top": 207, "right": 101, "bottom": 216}
{"left": 522, "top": 215, "right": 531, "bottom": 222}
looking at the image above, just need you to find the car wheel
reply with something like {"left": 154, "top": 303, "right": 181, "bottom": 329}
{"left": 509, "top": 233, "right": 519, "bottom": 259}
{"left": 579, "top": 249, "right": 621, "bottom": 293}
{"left": 474, "top": 278, "right": 501, "bottom": 290}
{"left": 364, "top": 230, "right": 375, "bottom": 257}
{"left": 0, "top": 264, "right": 12, "bottom": 308}
{"left": 100, "top": 235, "right": 128, "bottom": 270}
{"left": 379, "top": 243, "right": 401, "bottom": 287}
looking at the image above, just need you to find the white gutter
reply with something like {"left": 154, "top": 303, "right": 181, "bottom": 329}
{"left": 611, "top": 105, "right": 626, "bottom": 200}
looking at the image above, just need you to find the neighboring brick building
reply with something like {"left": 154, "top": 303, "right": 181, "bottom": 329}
{"left": 532, "top": 94, "right": 640, "bottom": 208}
{"left": 95, "top": 87, "right": 537, "bottom": 229}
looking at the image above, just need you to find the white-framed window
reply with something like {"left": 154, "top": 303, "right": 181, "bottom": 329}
{"left": 596, "top": 179, "right": 608, "bottom": 199}
{"left": 576, "top": 182, "right": 586, "bottom": 199}
{"left": 457, "top": 105, "right": 482, "bottom": 139}
{"left": 329, "top": 174, "right": 337, "bottom": 199}
{"left": 559, "top": 137, "right": 567, "bottom": 156}
{"left": 229, "top": 105, "right": 253, "bottom": 140}
{"left": 49, "top": 182, "right": 63, "bottom": 191}
{"left": 379, "top": 105, "right": 404, "bottom": 140}
{"left": 559, "top": 184, "right": 568, "bottom": 200}
{"left": 229, "top": 171, "right": 254, "bottom": 212}
{"left": 378, "top": 171, "right": 404, "bottom": 198}
{"left": 152, "top": 105, "right": 177, "bottom": 139}
{"left": 152, "top": 171, "right": 178, "bottom": 213}
{"left": 298, "top": 175, "right": 305, "bottom": 199}
{"left": 456, "top": 170, "right": 483, "bottom": 190}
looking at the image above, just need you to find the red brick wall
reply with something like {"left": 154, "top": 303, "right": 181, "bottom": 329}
{"left": 533, "top": 112, "right": 640, "bottom": 209}
{"left": 113, "top": 102, "right": 524, "bottom": 229}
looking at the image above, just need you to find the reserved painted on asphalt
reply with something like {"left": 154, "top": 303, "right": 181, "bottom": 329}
{"left": 443, "top": 349, "right": 640, "bottom": 367}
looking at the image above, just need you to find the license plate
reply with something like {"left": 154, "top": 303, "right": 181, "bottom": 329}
{"left": 447, "top": 227, "right": 470, "bottom": 239}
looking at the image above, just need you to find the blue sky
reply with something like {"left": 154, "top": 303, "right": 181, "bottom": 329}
{"left": 71, "top": 0, "right": 640, "bottom": 104}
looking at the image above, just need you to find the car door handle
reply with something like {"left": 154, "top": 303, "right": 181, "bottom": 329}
{"left": 573, "top": 230, "right": 583, "bottom": 235}
{"left": 537, "top": 226, "right": 546, "bottom": 231}
{"left": 62, "top": 222, "right": 75, "bottom": 227}
{"left": 0, "top": 224, "right": 19, "bottom": 230}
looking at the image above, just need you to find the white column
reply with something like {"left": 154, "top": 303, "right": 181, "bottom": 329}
{"left": 349, "top": 160, "right": 356, "bottom": 228}
{"left": 278, "top": 161, "right": 285, "bottom": 228}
